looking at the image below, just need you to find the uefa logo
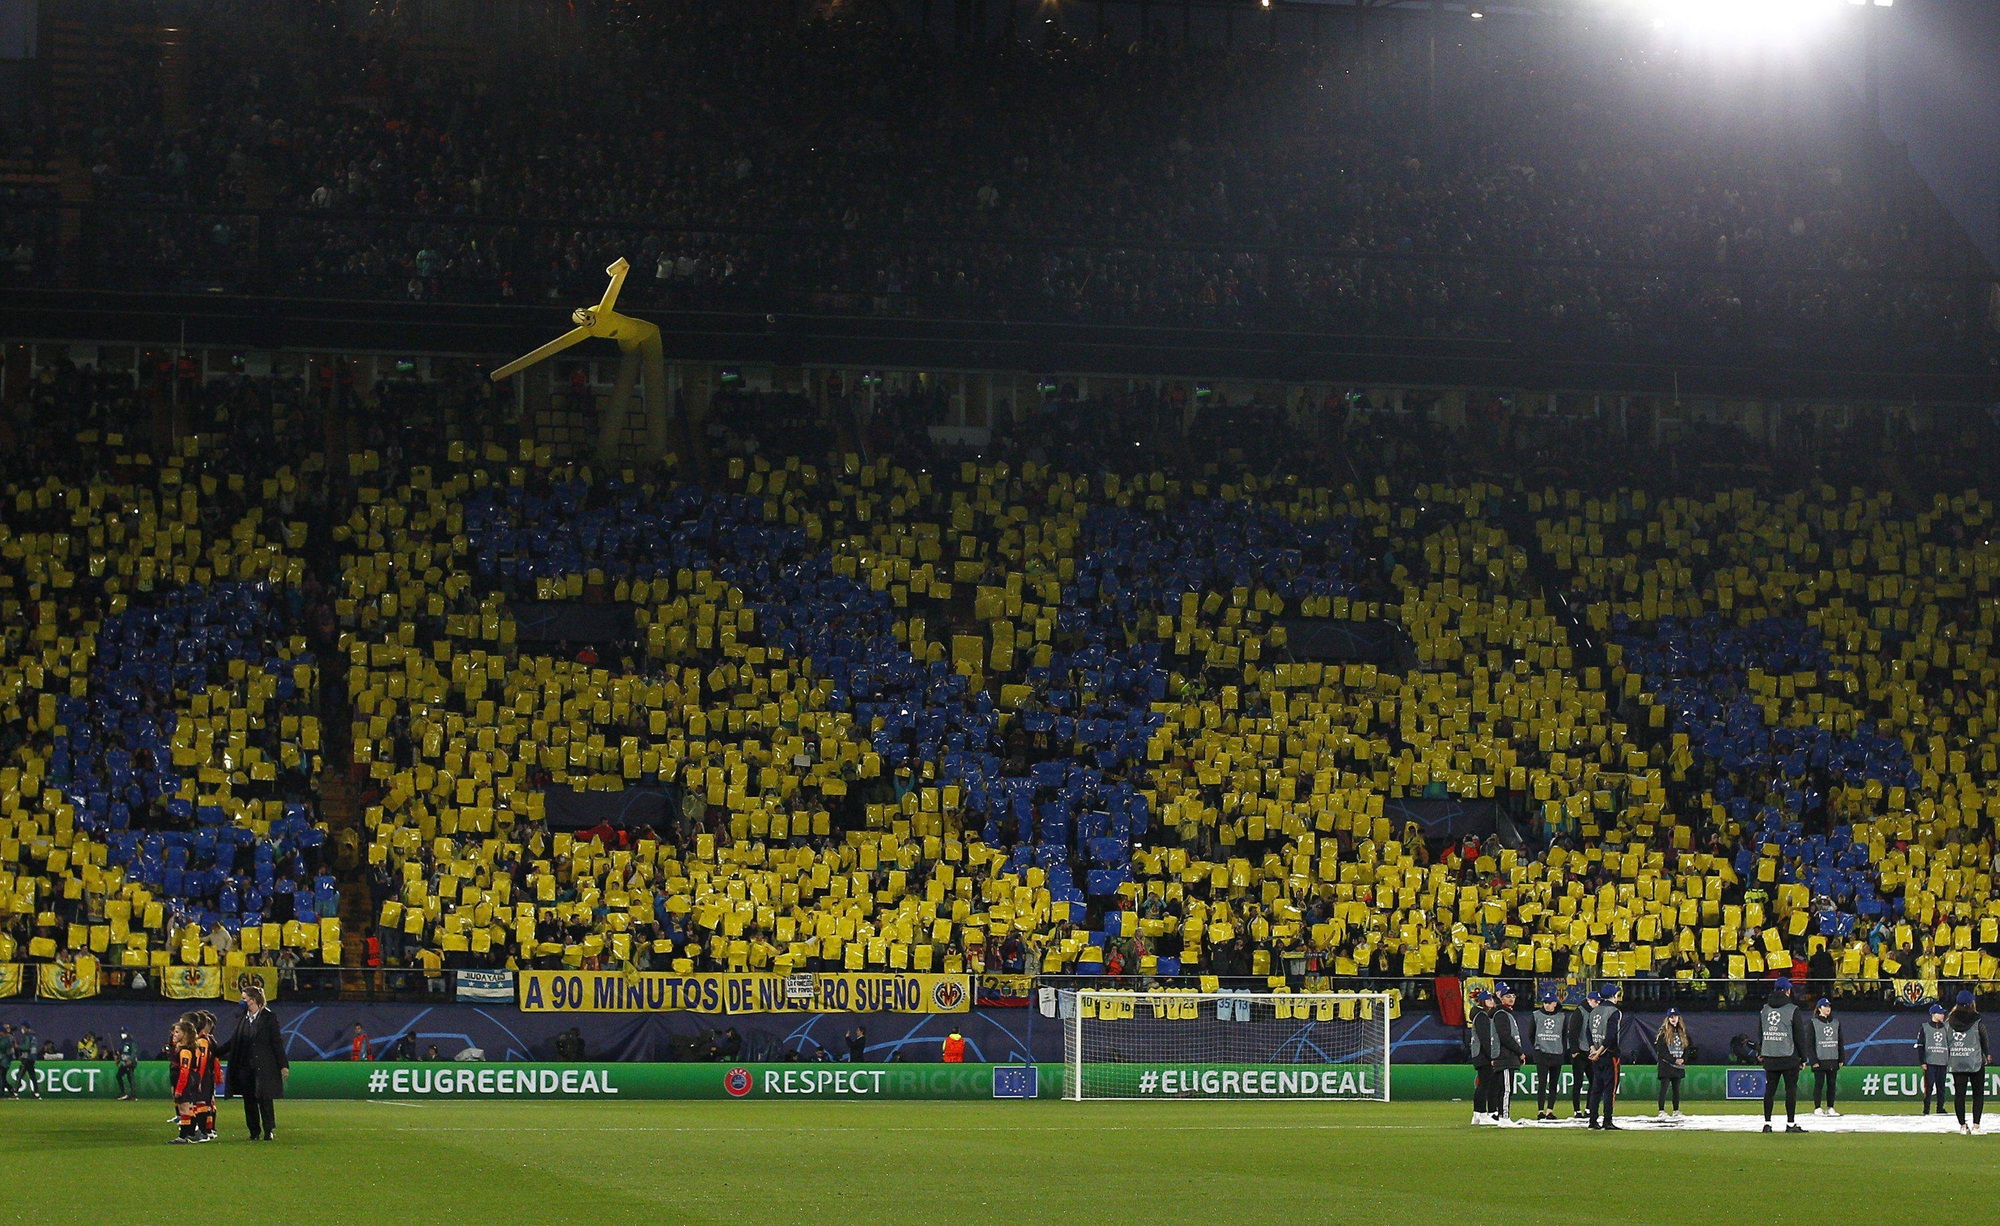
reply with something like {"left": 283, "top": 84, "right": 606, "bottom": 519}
{"left": 724, "top": 1067, "right": 754, "bottom": 1097}
{"left": 931, "top": 980, "right": 966, "bottom": 1011}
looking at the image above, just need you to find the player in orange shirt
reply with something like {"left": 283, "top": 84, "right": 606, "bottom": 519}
{"left": 191, "top": 1012, "right": 220, "bottom": 1141}
{"left": 170, "top": 1020, "right": 209, "bottom": 1145}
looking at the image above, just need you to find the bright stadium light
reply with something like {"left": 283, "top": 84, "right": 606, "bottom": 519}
{"left": 1617, "top": 0, "right": 1869, "bottom": 45}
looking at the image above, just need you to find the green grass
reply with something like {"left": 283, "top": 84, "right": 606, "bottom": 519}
{"left": 0, "top": 1100, "right": 1993, "bottom": 1225}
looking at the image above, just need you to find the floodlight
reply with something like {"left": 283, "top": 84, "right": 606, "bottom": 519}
{"left": 1629, "top": 0, "right": 1859, "bottom": 45}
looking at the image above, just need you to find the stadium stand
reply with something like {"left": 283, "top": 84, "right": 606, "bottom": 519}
{"left": 1, "top": 0, "right": 1996, "bottom": 1004}
{"left": 0, "top": 373, "right": 340, "bottom": 981}
{"left": 11, "top": 2, "right": 1989, "bottom": 362}
{"left": 1548, "top": 484, "right": 2000, "bottom": 987}
{"left": 312, "top": 396, "right": 1997, "bottom": 990}
{"left": 0, "top": 341, "right": 1996, "bottom": 997}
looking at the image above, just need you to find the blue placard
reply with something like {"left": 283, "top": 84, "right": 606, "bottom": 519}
{"left": 1726, "top": 1069, "right": 1767, "bottom": 1101}
{"left": 993, "top": 1065, "right": 1039, "bottom": 1099}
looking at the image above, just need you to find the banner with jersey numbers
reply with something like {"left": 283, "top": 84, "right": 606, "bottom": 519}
{"left": 516, "top": 970, "right": 972, "bottom": 1014}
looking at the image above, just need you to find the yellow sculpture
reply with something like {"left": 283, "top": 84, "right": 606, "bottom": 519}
{"left": 491, "top": 258, "right": 672, "bottom": 463}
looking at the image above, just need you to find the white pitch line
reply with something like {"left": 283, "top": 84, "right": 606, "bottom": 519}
{"left": 385, "top": 1116, "right": 1971, "bottom": 1136}
{"left": 393, "top": 1124, "right": 1440, "bottom": 1133}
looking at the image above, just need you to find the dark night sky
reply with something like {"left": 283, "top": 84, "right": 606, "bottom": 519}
{"left": 1871, "top": 0, "right": 2000, "bottom": 266}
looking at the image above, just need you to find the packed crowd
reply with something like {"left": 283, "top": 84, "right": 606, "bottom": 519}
{"left": 1547, "top": 482, "right": 2000, "bottom": 987}
{"left": 2, "top": 347, "right": 1999, "bottom": 1005}
{"left": 324, "top": 388, "right": 2000, "bottom": 991}
{"left": 0, "top": 358, "right": 344, "bottom": 983}
{"left": 11, "top": 1, "right": 1989, "bottom": 359}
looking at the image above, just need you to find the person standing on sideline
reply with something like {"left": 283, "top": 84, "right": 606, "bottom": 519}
{"left": 170, "top": 1020, "right": 206, "bottom": 1144}
{"left": 1529, "top": 988, "right": 1567, "bottom": 1121}
{"left": 1945, "top": 990, "right": 1991, "bottom": 1136}
{"left": 1466, "top": 989, "right": 1498, "bottom": 1125}
{"left": 214, "top": 983, "right": 288, "bottom": 1141}
{"left": 1655, "top": 1009, "right": 1693, "bottom": 1119}
{"left": 1917, "top": 1001, "right": 1952, "bottom": 1114}
{"left": 349, "top": 1023, "right": 370, "bottom": 1062}
{"left": 1584, "top": 983, "right": 1624, "bottom": 1130}
{"left": 1758, "top": 979, "right": 1813, "bottom": 1133}
{"left": 116, "top": 1029, "right": 140, "bottom": 1100}
{"left": 1809, "top": 998, "right": 1845, "bottom": 1118}
{"left": 1569, "top": 986, "right": 1599, "bottom": 1119}
{"left": 940, "top": 1031, "right": 966, "bottom": 1063}
{"left": 14, "top": 1023, "right": 40, "bottom": 1099}
{"left": 1491, "top": 983, "right": 1525, "bottom": 1126}
{"left": 0, "top": 1024, "right": 15, "bottom": 1099}
{"left": 190, "top": 1014, "right": 220, "bottom": 1142}
{"left": 845, "top": 1025, "right": 867, "bottom": 1062}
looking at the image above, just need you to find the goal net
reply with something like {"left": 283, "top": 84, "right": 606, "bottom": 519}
{"left": 1061, "top": 990, "right": 1394, "bottom": 1102}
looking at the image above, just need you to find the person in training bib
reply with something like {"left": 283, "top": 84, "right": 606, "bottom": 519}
{"left": 1491, "top": 983, "right": 1524, "bottom": 1126}
{"left": 1758, "top": 979, "right": 1814, "bottom": 1133}
{"left": 1654, "top": 1009, "right": 1693, "bottom": 1119}
{"left": 1570, "top": 985, "right": 1599, "bottom": 1119}
{"left": 1530, "top": 987, "right": 1568, "bottom": 1122}
{"left": 1585, "top": 982, "right": 1624, "bottom": 1130}
{"left": 1467, "top": 989, "right": 1499, "bottom": 1126}
{"left": 1917, "top": 1001, "right": 1951, "bottom": 1115}
{"left": 116, "top": 1029, "right": 139, "bottom": 1101}
{"left": 1808, "top": 998, "right": 1844, "bottom": 1118}
{"left": 14, "top": 1023, "right": 40, "bottom": 1099}
{"left": 1945, "top": 990, "right": 1991, "bottom": 1136}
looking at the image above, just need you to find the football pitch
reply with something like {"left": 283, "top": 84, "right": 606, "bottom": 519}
{"left": 2, "top": 1100, "right": 1995, "bottom": 1226}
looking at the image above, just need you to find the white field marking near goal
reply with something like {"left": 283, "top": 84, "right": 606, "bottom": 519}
{"left": 1514, "top": 1113, "right": 1996, "bottom": 1134}
{"left": 1062, "top": 989, "right": 1395, "bottom": 1102}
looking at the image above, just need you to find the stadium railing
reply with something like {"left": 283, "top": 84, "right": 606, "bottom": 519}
{"left": 60, "top": 965, "right": 464, "bottom": 1005}
{"left": 6, "top": 965, "right": 1965, "bottom": 1011}
{"left": 3, "top": 200, "right": 1989, "bottom": 368}
{"left": 1031, "top": 974, "right": 1962, "bottom": 1012}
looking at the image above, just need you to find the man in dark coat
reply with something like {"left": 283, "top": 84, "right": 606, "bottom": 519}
{"left": 215, "top": 982, "right": 288, "bottom": 1141}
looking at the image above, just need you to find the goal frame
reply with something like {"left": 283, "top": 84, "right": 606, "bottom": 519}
{"left": 1062, "top": 988, "right": 1394, "bottom": 1102}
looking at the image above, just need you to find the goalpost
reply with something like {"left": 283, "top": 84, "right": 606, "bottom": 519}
{"left": 1061, "top": 989, "right": 1394, "bottom": 1102}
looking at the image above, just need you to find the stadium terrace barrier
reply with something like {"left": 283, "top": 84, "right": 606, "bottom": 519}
{"left": 18, "top": 1063, "right": 1998, "bottom": 1104}
{"left": 31, "top": 969, "right": 1971, "bottom": 1013}
{"left": 0, "top": 1001, "right": 1954, "bottom": 1067}
{"left": 0, "top": 1002, "right": 1049, "bottom": 1064}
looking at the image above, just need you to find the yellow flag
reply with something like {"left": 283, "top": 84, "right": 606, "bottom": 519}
{"left": 36, "top": 958, "right": 100, "bottom": 1001}
{"left": 160, "top": 966, "right": 222, "bottom": 1000}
